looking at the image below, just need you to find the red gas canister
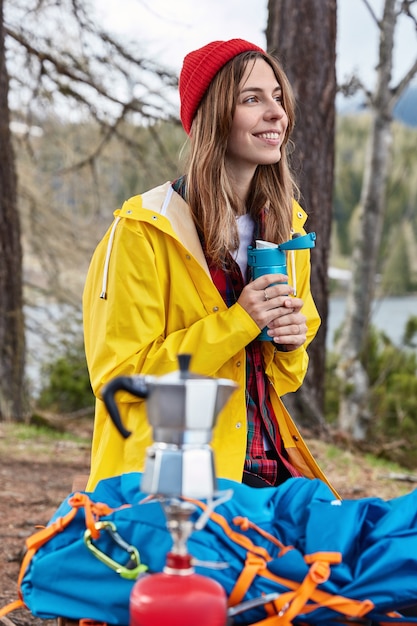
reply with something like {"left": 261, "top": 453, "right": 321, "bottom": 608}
{"left": 130, "top": 552, "right": 228, "bottom": 626}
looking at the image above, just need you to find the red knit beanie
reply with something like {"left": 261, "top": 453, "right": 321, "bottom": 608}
{"left": 179, "top": 38, "right": 265, "bottom": 135}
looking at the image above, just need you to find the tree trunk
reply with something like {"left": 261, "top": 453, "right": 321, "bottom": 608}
{"left": 266, "top": 0, "right": 337, "bottom": 429}
{"left": 0, "top": 0, "right": 26, "bottom": 421}
{"left": 336, "top": 0, "right": 405, "bottom": 439}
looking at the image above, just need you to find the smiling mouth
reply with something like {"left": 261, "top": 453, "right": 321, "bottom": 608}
{"left": 255, "top": 132, "right": 280, "bottom": 140}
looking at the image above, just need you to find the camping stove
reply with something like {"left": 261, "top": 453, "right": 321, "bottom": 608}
{"left": 102, "top": 355, "right": 237, "bottom": 625}
{"left": 129, "top": 500, "right": 228, "bottom": 626}
{"left": 102, "top": 353, "right": 237, "bottom": 499}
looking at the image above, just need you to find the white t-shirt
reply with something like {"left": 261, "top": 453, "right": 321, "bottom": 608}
{"left": 234, "top": 214, "right": 255, "bottom": 279}
{"left": 234, "top": 213, "right": 272, "bottom": 451}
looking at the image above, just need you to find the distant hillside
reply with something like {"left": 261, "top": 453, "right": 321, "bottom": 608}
{"left": 393, "top": 84, "right": 417, "bottom": 127}
{"left": 337, "top": 83, "right": 417, "bottom": 127}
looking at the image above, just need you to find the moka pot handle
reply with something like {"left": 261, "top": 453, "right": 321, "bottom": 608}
{"left": 101, "top": 376, "right": 149, "bottom": 439}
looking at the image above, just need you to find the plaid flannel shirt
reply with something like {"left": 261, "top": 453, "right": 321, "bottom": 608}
{"left": 172, "top": 178, "right": 301, "bottom": 486}
{"left": 209, "top": 249, "right": 301, "bottom": 486}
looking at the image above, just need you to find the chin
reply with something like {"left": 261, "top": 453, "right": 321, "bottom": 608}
{"left": 259, "top": 154, "right": 282, "bottom": 166}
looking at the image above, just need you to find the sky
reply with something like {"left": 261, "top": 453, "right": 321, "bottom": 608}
{"left": 94, "top": 0, "right": 417, "bottom": 89}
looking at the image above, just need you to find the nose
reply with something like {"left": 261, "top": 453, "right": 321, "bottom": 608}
{"left": 264, "top": 99, "right": 286, "bottom": 120}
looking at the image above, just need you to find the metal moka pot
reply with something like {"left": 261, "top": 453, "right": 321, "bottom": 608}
{"left": 102, "top": 354, "right": 238, "bottom": 499}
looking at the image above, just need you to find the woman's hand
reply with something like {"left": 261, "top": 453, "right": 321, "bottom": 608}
{"left": 237, "top": 273, "right": 307, "bottom": 350}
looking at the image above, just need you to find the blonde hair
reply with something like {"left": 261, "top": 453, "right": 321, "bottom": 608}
{"left": 183, "top": 50, "right": 298, "bottom": 267}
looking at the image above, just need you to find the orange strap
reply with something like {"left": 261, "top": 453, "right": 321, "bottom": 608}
{"left": 275, "top": 558, "right": 336, "bottom": 624}
{"left": 249, "top": 554, "right": 374, "bottom": 624}
{"left": 233, "top": 516, "right": 294, "bottom": 557}
{"left": 187, "top": 498, "right": 369, "bottom": 622}
{"left": 228, "top": 552, "right": 269, "bottom": 607}
{"left": 0, "top": 503, "right": 84, "bottom": 618}
{"left": 187, "top": 498, "right": 373, "bottom": 622}
{"left": 68, "top": 493, "right": 115, "bottom": 539}
{"left": 17, "top": 503, "right": 80, "bottom": 593}
{"left": 0, "top": 599, "right": 25, "bottom": 618}
{"left": 0, "top": 492, "right": 118, "bottom": 621}
{"left": 223, "top": 512, "right": 375, "bottom": 622}
{"left": 17, "top": 493, "right": 115, "bottom": 591}
{"left": 186, "top": 497, "right": 274, "bottom": 561}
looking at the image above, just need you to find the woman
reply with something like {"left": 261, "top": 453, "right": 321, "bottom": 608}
{"left": 83, "top": 38, "right": 336, "bottom": 495}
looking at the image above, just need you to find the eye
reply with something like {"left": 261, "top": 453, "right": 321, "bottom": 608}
{"left": 243, "top": 95, "right": 258, "bottom": 104}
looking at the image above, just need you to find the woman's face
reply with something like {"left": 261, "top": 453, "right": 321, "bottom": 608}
{"left": 226, "top": 58, "right": 289, "bottom": 180}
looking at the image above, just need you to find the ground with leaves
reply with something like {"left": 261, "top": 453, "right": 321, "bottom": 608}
{"left": 0, "top": 421, "right": 91, "bottom": 626}
{"left": 1, "top": 421, "right": 415, "bottom": 626}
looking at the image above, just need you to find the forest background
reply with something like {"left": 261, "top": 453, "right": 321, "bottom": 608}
{"left": 3, "top": 4, "right": 417, "bottom": 622}
{"left": 18, "top": 97, "right": 417, "bottom": 465}
{"left": 2, "top": 0, "right": 417, "bottom": 469}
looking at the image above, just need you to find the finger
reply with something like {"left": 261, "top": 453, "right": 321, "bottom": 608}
{"left": 253, "top": 274, "right": 293, "bottom": 291}
{"left": 263, "top": 288, "right": 271, "bottom": 302}
{"left": 268, "top": 321, "right": 307, "bottom": 340}
{"left": 270, "top": 323, "right": 302, "bottom": 336}
{"left": 283, "top": 296, "right": 301, "bottom": 309}
{"left": 270, "top": 331, "right": 307, "bottom": 348}
{"left": 268, "top": 310, "right": 305, "bottom": 328}
{"left": 262, "top": 285, "right": 294, "bottom": 303}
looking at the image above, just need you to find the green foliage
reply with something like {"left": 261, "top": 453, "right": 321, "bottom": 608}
{"left": 403, "top": 315, "right": 417, "bottom": 348}
{"left": 26, "top": 119, "right": 186, "bottom": 219}
{"left": 38, "top": 340, "right": 94, "bottom": 413}
{"left": 380, "top": 227, "right": 413, "bottom": 295}
{"left": 326, "top": 322, "right": 417, "bottom": 467}
{"left": 10, "top": 422, "right": 88, "bottom": 443}
{"left": 333, "top": 114, "right": 368, "bottom": 256}
{"left": 331, "top": 113, "right": 417, "bottom": 459}
{"left": 333, "top": 114, "right": 417, "bottom": 294}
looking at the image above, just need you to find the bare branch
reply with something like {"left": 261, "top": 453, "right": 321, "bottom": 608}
{"left": 338, "top": 74, "right": 373, "bottom": 103}
{"left": 380, "top": 471, "right": 417, "bottom": 482}
{"left": 5, "top": 25, "right": 165, "bottom": 118}
{"left": 393, "top": 56, "right": 417, "bottom": 99}
{"left": 401, "top": 0, "right": 417, "bottom": 27}
{"left": 362, "top": 0, "right": 382, "bottom": 27}
{"left": 57, "top": 108, "right": 128, "bottom": 173}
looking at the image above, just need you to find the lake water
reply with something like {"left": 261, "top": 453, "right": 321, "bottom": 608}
{"left": 24, "top": 296, "right": 417, "bottom": 396}
{"left": 328, "top": 295, "right": 417, "bottom": 348}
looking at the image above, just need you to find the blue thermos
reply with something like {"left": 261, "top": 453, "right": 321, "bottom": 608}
{"left": 247, "top": 232, "right": 316, "bottom": 340}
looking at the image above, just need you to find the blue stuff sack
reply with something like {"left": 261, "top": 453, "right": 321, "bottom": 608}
{"left": 6, "top": 472, "right": 417, "bottom": 625}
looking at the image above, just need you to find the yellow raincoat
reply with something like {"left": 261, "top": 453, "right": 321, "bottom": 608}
{"left": 83, "top": 182, "right": 336, "bottom": 495}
